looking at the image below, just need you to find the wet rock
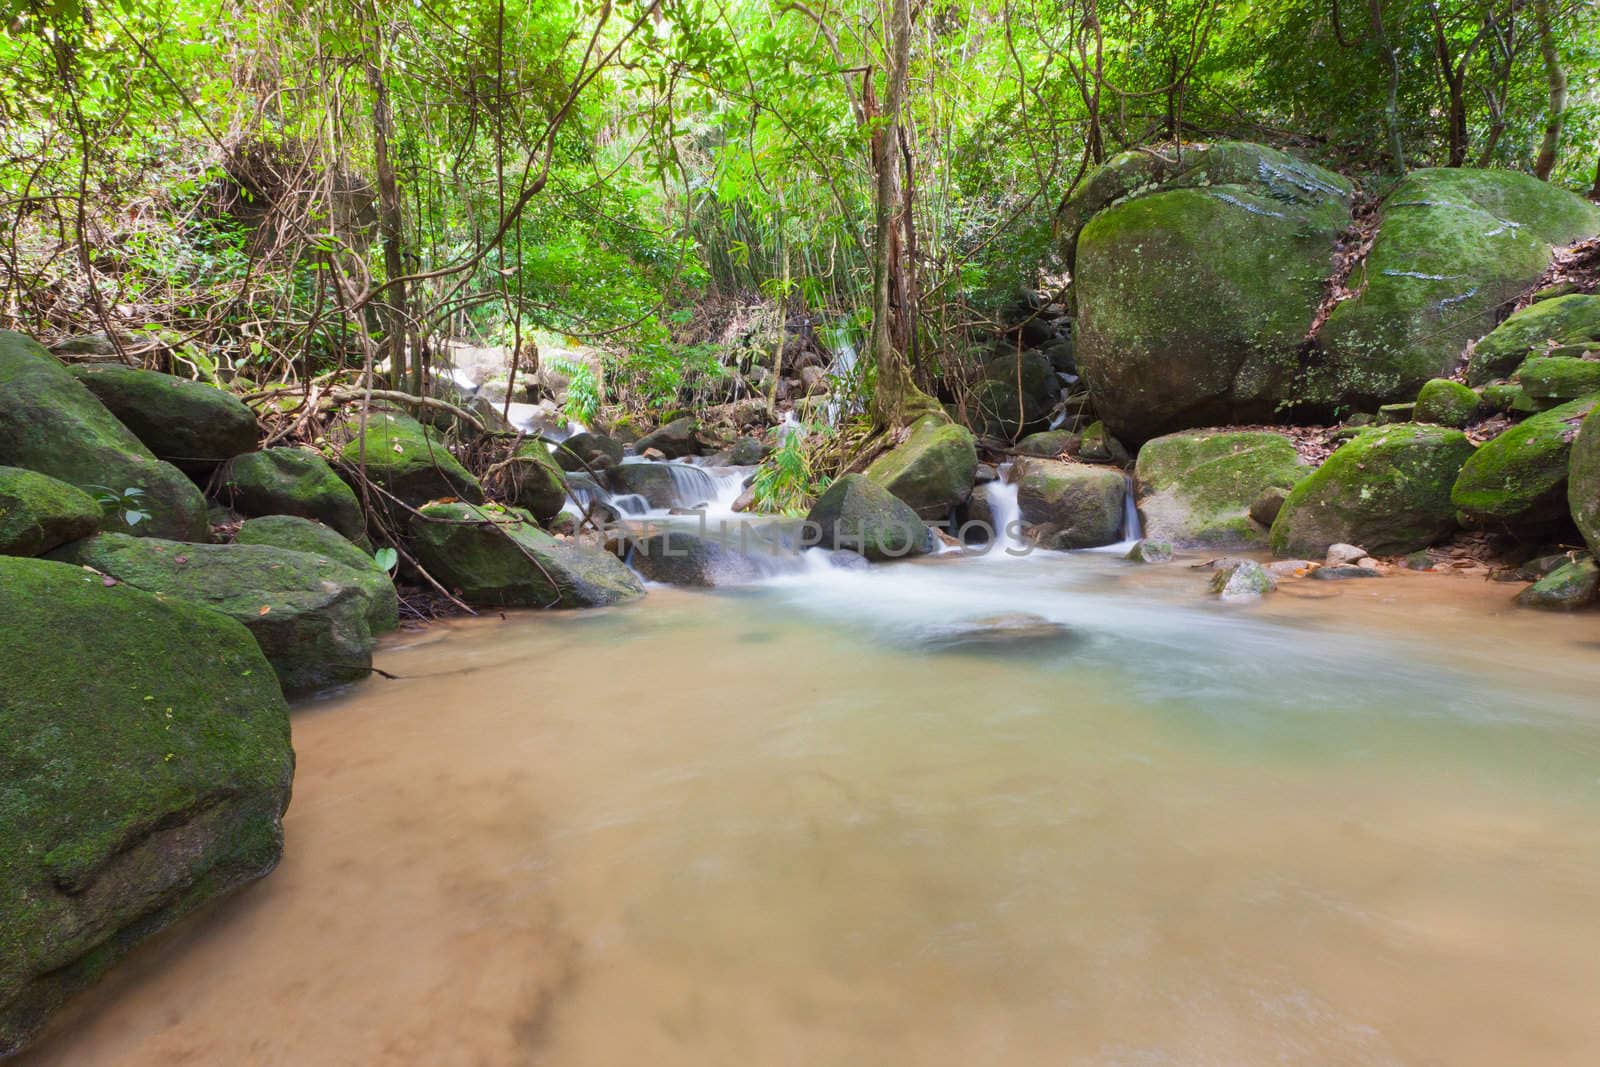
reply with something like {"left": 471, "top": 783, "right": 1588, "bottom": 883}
{"left": 1209, "top": 559, "right": 1276, "bottom": 600}
{"left": 0, "top": 556, "right": 292, "bottom": 1059}
{"left": 1468, "top": 294, "right": 1600, "bottom": 385}
{"left": 922, "top": 612, "right": 1078, "bottom": 655}
{"left": 865, "top": 416, "right": 978, "bottom": 519}
{"left": 968, "top": 349, "right": 1058, "bottom": 439}
{"left": 974, "top": 463, "right": 999, "bottom": 484}
{"left": 1413, "top": 378, "right": 1480, "bottom": 427}
{"left": 628, "top": 530, "right": 790, "bottom": 587}
{"left": 483, "top": 441, "right": 568, "bottom": 525}
{"left": 1452, "top": 393, "right": 1600, "bottom": 530}
{"left": 1135, "top": 429, "right": 1307, "bottom": 549}
{"left": 1125, "top": 539, "right": 1173, "bottom": 563}
{"left": 235, "top": 515, "right": 398, "bottom": 634}
{"left": 805, "top": 473, "right": 933, "bottom": 561}
{"left": 1325, "top": 543, "right": 1369, "bottom": 566}
{"left": 336, "top": 411, "right": 483, "bottom": 528}
{"left": 68, "top": 364, "right": 258, "bottom": 474}
{"left": 1266, "top": 559, "right": 1318, "bottom": 578}
{"left": 1515, "top": 556, "right": 1598, "bottom": 610}
{"left": 1310, "top": 564, "right": 1383, "bottom": 580}
{"left": 0, "top": 466, "right": 100, "bottom": 557}
{"left": 553, "top": 432, "right": 624, "bottom": 473}
{"left": 729, "top": 436, "right": 771, "bottom": 466}
{"left": 1013, "top": 430, "right": 1079, "bottom": 458}
{"left": 1571, "top": 408, "right": 1600, "bottom": 557}
{"left": 0, "top": 330, "right": 209, "bottom": 540}
{"left": 1077, "top": 421, "right": 1131, "bottom": 465}
{"left": 1015, "top": 458, "right": 1126, "bottom": 549}
{"left": 220, "top": 447, "right": 367, "bottom": 542}
{"left": 634, "top": 416, "right": 699, "bottom": 459}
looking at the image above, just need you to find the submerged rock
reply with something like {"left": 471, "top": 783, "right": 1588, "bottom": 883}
{"left": 1571, "top": 408, "right": 1600, "bottom": 557}
{"left": 865, "top": 416, "right": 978, "bottom": 519}
{"left": 1468, "top": 294, "right": 1600, "bottom": 385}
{"left": 220, "top": 447, "right": 367, "bottom": 543}
{"left": 1452, "top": 394, "right": 1600, "bottom": 530}
{"left": 410, "top": 502, "right": 643, "bottom": 608}
{"left": 0, "top": 330, "right": 209, "bottom": 540}
{"left": 0, "top": 465, "right": 100, "bottom": 557}
{"left": 921, "top": 612, "right": 1078, "bottom": 655}
{"left": 1134, "top": 429, "right": 1306, "bottom": 549}
{"left": 805, "top": 474, "right": 933, "bottom": 561}
{"left": 1310, "top": 564, "right": 1383, "bottom": 580}
{"left": 0, "top": 557, "right": 292, "bottom": 1058}
{"left": 69, "top": 364, "right": 258, "bottom": 474}
{"left": 336, "top": 411, "right": 483, "bottom": 527}
{"left": 1515, "top": 556, "right": 1598, "bottom": 610}
{"left": 1015, "top": 458, "right": 1126, "bottom": 549}
{"left": 1270, "top": 423, "right": 1474, "bottom": 558}
{"left": 235, "top": 515, "right": 398, "bottom": 634}
{"left": 1209, "top": 559, "right": 1276, "bottom": 600}
{"left": 53, "top": 533, "right": 380, "bottom": 696}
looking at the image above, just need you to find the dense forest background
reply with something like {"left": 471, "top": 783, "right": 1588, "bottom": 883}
{"left": 2, "top": 0, "right": 1596, "bottom": 425}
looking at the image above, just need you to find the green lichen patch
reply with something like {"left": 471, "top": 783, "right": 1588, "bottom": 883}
{"left": 0, "top": 465, "right": 101, "bottom": 557}
{"left": 482, "top": 441, "right": 568, "bottom": 524}
{"left": 1451, "top": 393, "right": 1600, "bottom": 529}
{"left": 1515, "top": 556, "right": 1598, "bottom": 611}
{"left": 1014, "top": 458, "right": 1128, "bottom": 549}
{"left": 1135, "top": 429, "right": 1307, "bottom": 549}
{"left": 334, "top": 411, "right": 483, "bottom": 527}
{"left": 806, "top": 473, "right": 934, "bottom": 561}
{"left": 1516, "top": 357, "right": 1600, "bottom": 403}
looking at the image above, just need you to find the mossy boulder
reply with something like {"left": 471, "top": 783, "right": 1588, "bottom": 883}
{"left": 483, "top": 441, "right": 568, "bottom": 524}
{"left": 1467, "top": 294, "right": 1600, "bottom": 385}
{"left": 235, "top": 515, "right": 397, "bottom": 634}
{"left": 553, "top": 432, "right": 624, "bottom": 473}
{"left": 1014, "top": 429, "right": 1079, "bottom": 457}
{"left": 1068, "top": 143, "right": 1353, "bottom": 441}
{"left": 0, "top": 466, "right": 100, "bottom": 557}
{"left": 0, "top": 556, "right": 292, "bottom": 1057}
{"left": 1452, "top": 394, "right": 1600, "bottom": 529}
{"left": 52, "top": 533, "right": 380, "bottom": 696}
{"left": 1571, "top": 408, "right": 1600, "bottom": 556}
{"left": 1077, "top": 420, "right": 1132, "bottom": 465}
{"left": 865, "top": 417, "right": 978, "bottom": 519}
{"left": 1514, "top": 556, "right": 1598, "bottom": 610}
{"left": 969, "top": 349, "right": 1058, "bottom": 439}
{"left": 68, "top": 364, "right": 258, "bottom": 474}
{"left": 1135, "top": 430, "right": 1307, "bottom": 549}
{"left": 0, "top": 331, "right": 209, "bottom": 540}
{"left": 220, "top": 447, "right": 366, "bottom": 542}
{"left": 634, "top": 416, "right": 699, "bottom": 459}
{"left": 1516, "top": 357, "right": 1600, "bottom": 403}
{"left": 1413, "top": 378, "right": 1480, "bottom": 427}
{"left": 409, "top": 502, "right": 643, "bottom": 608}
{"left": 336, "top": 411, "right": 483, "bottom": 527}
{"left": 1210, "top": 558, "right": 1276, "bottom": 600}
{"left": 1270, "top": 423, "right": 1476, "bottom": 557}
{"left": 1015, "top": 458, "right": 1128, "bottom": 549}
{"left": 805, "top": 473, "right": 933, "bottom": 561}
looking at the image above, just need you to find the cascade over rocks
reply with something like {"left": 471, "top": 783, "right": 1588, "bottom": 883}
{"left": 52, "top": 533, "right": 381, "bottom": 696}
{"left": 865, "top": 417, "right": 978, "bottom": 519}
{"left": 0, "top": 556, "right": 292, "bottom": 1058}
{"left": 0, "top": 466, "right": 101, "bottom": 557}
{"left": 1571, "top": 409, "right": 1600, "bottom": 557}
{"left": 1134, "top": 430, "right": 1308, "bottom": 549}
{"left": 1270, "top": 423, "right": 1475, "bottom": 557}
{"left": 1452, "top": 393, "right": 1600, "bottom": 530}
{"left": 235, "top": 515, "right": 398, "bottom": 634}
{"left": 633, "top": 416, "right": 700, "bottom": 459}
{"left": 221, "top": 447, "right": 367, "bottom": 543}
{"left": 69, "top": 364, "right": 259, "bottom": 474}
{"left": 805, "top": 474, "right": 934, "bottom": 561}
{"left": 1014, "top": 457, "right": 1127, "bottom": 549}
{"left": 0, "top": 331, "right": 209, "bottom": 540}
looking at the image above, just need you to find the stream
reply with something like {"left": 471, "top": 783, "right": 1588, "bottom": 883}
{"left": 17, "top": 550, "right": 1600, "bottom": 1065}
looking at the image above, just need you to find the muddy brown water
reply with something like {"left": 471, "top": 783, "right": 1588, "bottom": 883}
{"left": 18, "top": 551, "right": 1600, "bottom": 1066}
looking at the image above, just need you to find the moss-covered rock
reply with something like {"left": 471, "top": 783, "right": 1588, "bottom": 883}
{"left": 1571, "top": 408, "right": 1600, "bottom": 557}
{"left": 805, "top": 473, "right": 933, "bottom": 561}
{"left": 68, "top": 364, "right": 258, "bottom": 473}
{"left": 483, "top": 441, "right": 568, "bottom": 524}
{"left": 1135, "top": 430, "right": 1307, "bottom": 549}
{"left": 410, "top": 502, "right": 643, "bottom": 607}
{"left": 335, "top": 411, "right": 483, "bottom": 527}
{"left": 968, "top": 350, "right": 1058, "bottom": 439}
{"left": 235, "top": 515, "right": 397, "bottom": 634}
{"left": 1467, "top": 294, "right": 1600, "bottom": 385}
{"left": 1479, "top": 382, "right": 1523, "bottom": 412}
{"left": 1451, "top": 394, "right": 1600, "bottom": 529}
{"left": 0, "top": 556, "right": 292, "bottom": 1057}
{"left": 865, "top": 416, "right": 978, "bottom": 519}
{"left": 1210, "top": 558, "right": 1276, "bottom": 600}
{"left": 1413, "top": 378, "right": 1480, "bottom": 427}
{"left": 1015, "top": 458, "right": 1127, "bottom": 549}
{"left": 1270, "top": 423, "right": 1475, "bottom": 557}
{"left": 1069, "top": 144, "right": 1353, "bottom": 441}
{"left": 52, "top": 533, "right": 379, "bottom": 696}
{"left": 1013, "top": 429, "right": 1079, "bottom": 457}
{"left": 553, "top": 432, "right": 624, "bottom": 472}
{"left": 1077, "top": 421, "right": 1132, "bottom": 465}
{"left": 220, "top": 447, "right": 366, "bottom": 542}
{"left": 0, "top": 331, "right": 209, "bottom": 540}
{"left": 1318, "top": 170, "right": 1600, "bottom": 406}
{"left": 1516, "top": 357, "right": 1600, "bottom": 403}
{"left": 0, "top": 466, "right": 100, "bottom": 557}
{"left": 634, "top": 416, "right": 699, "bottom": 459}
{"left": 1514, "top": 556, "right": 1598, "bottom": 610}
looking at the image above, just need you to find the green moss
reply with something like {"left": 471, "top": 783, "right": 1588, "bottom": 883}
{"left": 1270, "top": 422, "right": 1475, "bottom": 557}
{"left": 235, "top": 515, "right": 397, "bottom": 634}
{"left": 335, "top": 411, "right": 483, "bottom": 527}
{"left": 1014, "top": 458, "right": 1127, "bottom": 549}
{"left": 1479, "top": 382, "right": 1523, "bottom": 411}
{"left": 1468, "top": 294, "right": 1600, "bottom": 385}
{"left": 1413, "top": 378, "right": 1479, "bottom": 427}
{"left": 0, "top": 466, "right": 100, "bottom": 557}
{"left": 1014, "top": 430, "right": 1079, "bottom": 457}
{"left": 221, "top": 447, "right": 366, "bottom": 542}
{"left": 409, "top": 501, "right": 643, "bottom": 607}
{"left": 1515, "top": 557, "right": 1598, "bottom": 610}
{"left": 1516, "top": 357, "right": 1600, "bottom": 402}
{"left": 482, "top": 441, "right": 567, "bottom": 524}
{"left": 0, "top": 556, "right": 291, "bottom": 1056}
{"left": 69, "top": 364, "right": 258, "bottom": 473}
{"left": 1570, "top": 409, "right": 1600, "bottom": 557}
{"left": 1134, "top": 430, "right": 1307, "bottom": 548}
{"left": 0, "top": 331, "right": 209, "bottom": 540}
{"left": 865, "top": 417, "right": 978, "bottom": 518}
{"left": 806, "top": 474, "right": 934, "bottom": 560}
{"left": 1452, "top": 393, "right": 1600, "bottom": 528}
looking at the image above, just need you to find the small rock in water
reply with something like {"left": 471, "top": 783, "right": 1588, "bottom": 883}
{"left": 825, "top": 549, "right": 871, "bottom": 571}
{"left": 1209, "top": 560, "right": 1276, "bottom": 600}
{"left": 923, "top": 612, "right": 1078, "bottom": 655}
{"left": 974, "top": 463, "right": 999, "bottom": 484}
{"left": 1356, "top": 557, "right": 1383, "bottom": 570}
{"left": 1325, "top": 543, "right": 1369, "bottom": 566}
{"left": 1266, "top": 559, "right": 1317, "bottom": 578}
{"left": 1310, "top": 564, "right": 1383, "bottom": 580}
{"left": 1125, "top": 539, "right": 1173, "bottom": 563}
{"left": 1515, "top": 557, "right": 1598, "bottom": 610}
{"left": 1401, "top": 550, "right": 1434, "bottom": 570}
{"left": 640, "top": 447, "right": 667, "bottom": 460}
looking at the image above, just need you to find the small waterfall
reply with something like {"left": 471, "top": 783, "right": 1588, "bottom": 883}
{"left": 982, "top": 466, "right": 1030, "bottom": 556}
{"left": 664, "top": 463, "right": 720, "bottom": 509}
{"left": 1121, "top": 474, "right": 1142, "bottom": 542}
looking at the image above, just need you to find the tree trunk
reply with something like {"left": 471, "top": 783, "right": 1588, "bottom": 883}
{"left": 1367, "top": 0, "right": 1406, "bottom": 174}
{"left": 367, "top": 31, "right": 414, "bottom": 393}
{"left": 1532, "top": 0, "right": 1567, "bottom": 180}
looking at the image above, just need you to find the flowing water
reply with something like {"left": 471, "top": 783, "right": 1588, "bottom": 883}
{"left": 19, "top": 551, "right": 1600, "bottom": 1066}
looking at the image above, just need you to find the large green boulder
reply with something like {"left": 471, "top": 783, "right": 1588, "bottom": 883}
{"left": 1068, "top": 143, "right": 1353, "bottom": 441}
{"left": 1571, "top": 409, "right": 1600, "bottom": 556}
{"left": 1517, "top": 357, "right": 1600, "bottom": 404}
{"left": 1413, "top": 378, "right": 1480, "bottom": 427}
{"left": 1270, "top": 423, "right": 1476, "bottom": 557}
{"left": 69, "top": 364, "right": 258, "bottom": 474}
{"left": 1014, "top": 458, "right": 1128, "bottom": 549}
{"left": 806, "top": 473, "right": 933, "bottom": 561}
{"left": 235, "top": 515, "right": 397, "bottom": 634}
{"left": 1316, "top": 169, "right": 1600, "bottom": 406}
{"left": 0, "top": 556, "right": 292, "bottom": 1057}
{"left": 968, "top": 350, "right": 1058, "bottom": 439}
{"left": 410, "top": 502, "right": 643, "bottom": 608}
{"left": 220, "top": 447, "right": 366, "bottom": 542}
{"left": 53, "top": 534, "right": 380, "bottom": 696}
{"left": 1467, "top": 294, "right": 1600, "bottom": 385}
{"left": 865, "top": 417, "right": 978, "bottom": 519}
{"left": 1452, "top": 394, "right": 1600, "bottom": 529}
{"left": 1134, "top": 430, "right": 1307, "bottom": 549}
{"left": 0, "top": 466, "right": 100, "bottom": 557}
{"left": 483, "top": 441, "right": 568, "bottom": 524}
{"left": 0, "top": 331, "right": 209, "bottom": 540}
{"left": 336, "top": 411, "right": 483, "bottom": 528}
